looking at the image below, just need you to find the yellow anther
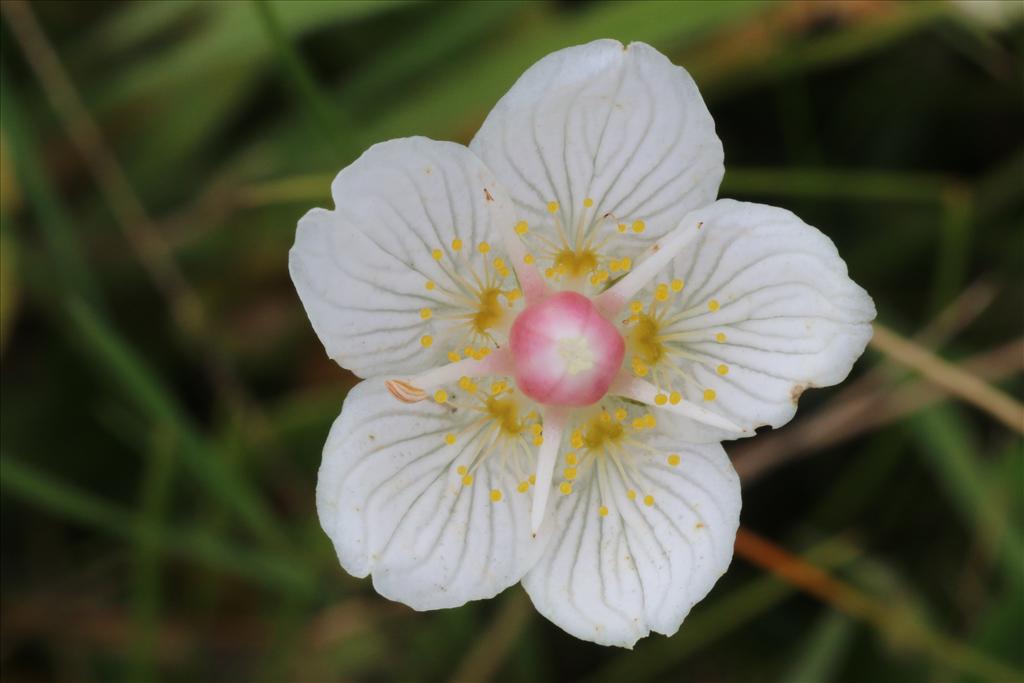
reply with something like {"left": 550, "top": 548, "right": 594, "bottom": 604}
{"left": 669, "top": 391, "right": 682, "bottom": 405}
{"left": 620, "top": 257, "right": 632, "bottom": 270}
{"left": 614, "top": 408, "right": 628, "bottom": 421}
{"left": 598, "top": 505, "right": 609, "bottom": 517}
{"left": 643, "top": 494, "right": 655, "bottom": 507}
{"left": 716, "top": 332, "right": 727, "bottom": 343}
{"left": 431, "top": 249, "right": 443, "bottom": 260}
{"left": 655, "top": 284, "right": 669, "bottom": 302}
{"left": 420, "top": 335, "right": 433, "bottom": 348}
{"left": 632, "top": 358, "right": 649, "bottom": 377}
{"left": 448, "top": 350, "right": 461, "bottom": 362}
{"left": 530, "top": 423, "right": 543, "bottom": 436}
{"left": 425, "top": 280, "right": 436, "bottom": 290}
{"left": 445, "top": 433, "right": 457, "bottom": 445}
{"left": 478, "top": 242, "right": 491, "bottom": 254}
{"left": 599, "top": 411, "right": 611, "bottom": 423}
{"left": 708, "top": 299, "right": 720, "bottom": 312}
{"left": 630, "top": 301, "right": 644, "bottom": 313}
{"left": 451, "top": 238, "right": 463, "bottom": 251}
{"left": 517, "top": 481, "right": 529, "bottom": 493}
{"left": 566, "top": 452, "right": 578, "bottom": 465}
{"left": 655, "top": 393, "right": 668, "bottom": 406}
{"left": 626, "top": 489, "right": 636, "bottom": 501}
{"left": 493, "top": 258, "right": 505, "bottom": 270}
{"left": 559, "top": 481, "right": 572, "bottom": 495}
{"left": 564, "top": 467, "right": 577, "bottom": 481}
{"left": 671, "top": 278, "right": 684, "bottom": 292}
{"left": 644, "top": 414, "right": 657, "bottom": 429}
{"left": 524, "top": 253, "right": 535, "bottom": 265}
{"left": 583, "top": 197, "right": 594, "bottom": 207}
{"left": 703, "top": 389, "right": 717, "bottom": 401}
{"left": 617, "top": 223, "right": 627, "bottom": 233}
{"left": 667, "top": 453, "right": 680, "bottom": 466}
{"left": 506, "top": 289, "right": 522, "bottom": 302}
{"left": 632, "top": 418, "right": 646, "bottom": 431}
{"left": 609, "top": 260, "right": 621, "bottom": 273}
{"left": 515, "top": 221, "right": 529, "bottom": 235}
{"left": 420, "top": 308, "right": 432, "bottom": 319}
{"left": 717, "top": 364, "right": 729, "bottom": 375}
{"left": 457, "top": 465, "right": 468, "bottom": 475}
{"left": 434, "top": 390, "right": 448, "bottom": 403}
{"left": 529, "top": 474, "right": 536, "bottom": 485}
{"left": 462, "top": 474, "right": 474, "bottom": 486}
{"left": 547, "top": 201, "right": 559, "bottom": 213}
{"left": 533, "top": 435, "right": 544, "bottom": 446}
{"left": 632, "top": 220, "right": 646, "bottom": 233}
{"left": 490, "top": 489, "right": 503, "bottom": 502}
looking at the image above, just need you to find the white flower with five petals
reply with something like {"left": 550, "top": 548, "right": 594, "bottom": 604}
{"left": 290, "top": 40, "right": 875, "bottom": 648}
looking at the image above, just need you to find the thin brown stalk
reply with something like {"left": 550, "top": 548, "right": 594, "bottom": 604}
{"left": 734, "top": 528, "right": 1021, "bottom": 681}
{"left": 448, "top": 590, "right": 531, "bottom": 683}
{"left": 870, "top": 322, "right": 1023, "bottom": 433}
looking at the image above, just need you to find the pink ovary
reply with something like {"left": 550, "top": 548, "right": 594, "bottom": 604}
{"left": 509, "top": 291, "right": 625, "bottom": 406}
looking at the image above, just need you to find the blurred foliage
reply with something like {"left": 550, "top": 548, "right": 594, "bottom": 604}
{"left": 1, "top": 1, "right": 1022, "bottom": 681}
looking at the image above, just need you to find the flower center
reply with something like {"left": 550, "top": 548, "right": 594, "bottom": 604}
{"left": 509, "top": 291, "right": 625, "bottom": 406}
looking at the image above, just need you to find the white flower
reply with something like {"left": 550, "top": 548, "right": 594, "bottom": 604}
{"left": 290, "top": 40, "right": 875, "bottom": 648}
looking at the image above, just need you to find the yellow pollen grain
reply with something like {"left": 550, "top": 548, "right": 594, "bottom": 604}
{"left": 448, "top": 351, "right": 460, "bottom": 362}
{"left": 451, "top": 238, "right": 463, "bottom": 251}
{"left": 566, "top": 452, "right": 578, "bottom": 465}
{"left": 445, "top": 433, "right": 457, "bottom": 445}
{"left": 524, "top": 253, "right": 535, "bottom": 265}
{"left": 571, "top": 431, "right": 584, "bottom": 449}
{"left": 598, "top": 505, "right": 609, "bottom": 517}
{"left": 515, "top": 221, "right": 529, "bottom": 235}
{"left": 559, "top": 481, "right": 572, "bottom": 495}
{"left": 547, "top": 201, "right": 559, "bottom": 213}
{"left": 630, "top": 301, "right": 644, "bottom": 313}
{"left": 431, "top": 249, "right": 443, "bottom": 260}
{"left": 462, "top": 474, "right": 474, "bottom": 486}
{"left": 671, "top": 278, "right": 684, "bottom": 292}
{"left": 704, "top": 389, "right": 717, "bottom": 401}
{"left": 490, "top": 489, "right": 503, "bottom": 502}
{"left": 667, "top": 453, "right": 680, "bottom": 466}
{"left": 643, "top": 494, "right": 655, "bottom": 507}
{"left": 583, "top": 197, "right": 594, "bottom": 208}
{"left": 599, "top": 411, "right": 611, "bottom": 423}
{"left": 617, "top": 223, "right": 627, "bottom": 233}
{"left": 614, "top": 408, "right": 628, "bottom": 421}
{"left": 644, "top": 414, "right": 657, "bottom": 429}
{"left": 632, "top": 418, "right": 646, "bottom": 431}
{"left": 621, "top": 257, "right": 632, "bottom": 270}
{"left": 669, "top": 391, "right": 681, "bottom": 405}
{"left": 564, "top": 467, "right": 577, "bottom": 481}
{"left": 716, "top": 332, "right": 727, "bottom": 343}
{"left": 457, "top": 465, "right": 468, "bottom": 475}
{"left": 533, "top": 436, "right": 544, "bottom": 446}
{"left": 655, "top": 284, "right": 669, "bottom": 302}
{"left": 530, "top": 423, "right": 543, "bottom": 435}
{"left": 478, "top": 242, "right": 491, "bottom": 254}
{"left": 717, "top": 364, "right": 729, "bottom": 375}
{"left": 529, "top": 474, "right": 536, "bottom": 485}
{"left": 632, "top": 220, "right": 646, "bottom": 233}
{"left": 517, "top": 481, "right": 529, "bottom": 493}
{"left": 708, "top": 299, "right": 720, "bottom": 312}
{"left": 626, "top": 489, "right": 636, "bottom": 501}
{"left": 433, "top": 390, "right": 448, "bottom": 403}
{"left": 420, "top": 335, "right": 433, "bottom": 348}
{"left": 493, "top": 258, "right": 505, "bottom": 270}
{"left": 420, "top": 308, "right": 432, "bottom": 319}
{"left": 655, "top": 393, "right": 668, "bottom": 406}
{"left": 425, "top": 280, "right": 436, "bottom": 290}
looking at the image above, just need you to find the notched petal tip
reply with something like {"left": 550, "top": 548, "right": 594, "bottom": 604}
{"left": 384, "top": 379, "right": 426, "bottom": 403}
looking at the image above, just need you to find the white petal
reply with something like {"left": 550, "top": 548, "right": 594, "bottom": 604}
{"left": 290, "top": 137, "right": 518, "bottom": 378}
{"left": 639, "top": 199, "right": 875, "bottom": 436}
{"left": 317, "top": 380, "right": 544, "bottom": 610}
{"left": 470, "top": 40, "right": 723, "bottom": 262}
{"left": 522, "top": 434, "right": 740, "bottom": 647}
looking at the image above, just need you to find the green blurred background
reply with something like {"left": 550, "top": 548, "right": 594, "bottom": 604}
{"left": 1, "top": 1, "right": 1022, "bottom": 681}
